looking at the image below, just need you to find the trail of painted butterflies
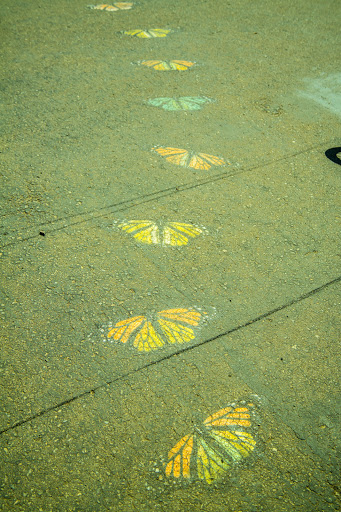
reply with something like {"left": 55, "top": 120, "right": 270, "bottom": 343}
{"left": 87, "top": 0, "right": 258, "bottom": 488}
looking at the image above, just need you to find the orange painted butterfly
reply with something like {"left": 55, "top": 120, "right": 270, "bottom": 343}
{"left": 152, "top": 146, "right": 225, "bottom": 170}
{"left": 164, "top": 402, "right": 257, "bottom": 484}
{"left": 105, "top": 308, "right": 207, "bottom": 352}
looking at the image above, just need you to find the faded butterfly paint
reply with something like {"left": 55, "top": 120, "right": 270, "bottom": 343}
{"left": 147, "top": 97, "right": 214, "bottom": 111}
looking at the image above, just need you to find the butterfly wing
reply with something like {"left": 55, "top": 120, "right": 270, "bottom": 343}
{"left": 107, "top": 316, "right": 165, "bottom": 351}
{"left": 158, "top": 308, "right": 204, "bottom": 326}
{"left": 133, "top": 320, "right": 164, "bottom": 351}
{"left": 140, "top": 60, "right": 167, "bottom": 70}
{"left": 119, "top": 220, "right": 160, "bottom": 245}
{"left": 196, "top": 436, "right": 232, "bottom": 483}
{"left": 165, "top": 434, "right": 194, "bottom": 479}
{"left": 164, "top": 429, "right": 237, "bottom": 484}
{"left": 203, "top": 404, "right": 256, "bottom": 469}
{"left": 139, "top": 60, "right": 195, "bottom": 70}
{"left": 152, "top": 146, "right": 190, "bottom": 167}
{"left": 88, "top": 4, "right": 115, "bottom": 10}
{"left": 191, "top": 152, "right": 225, "bottom": 170}
{"left": 157, "top": 308, "right": 206, "bottom": 344}
{"left": 209, "top": 429, "right": 256, "bottom": 459}
{"left": 157, "top": 318, "right": 195, "bottom": 344}
{"left": 107, "top": 315, "right": 145, "bottom": 343}
{"left": 113, "top": 2, "right": 133, "bottom": 9}
{"left": 148, "top": 29, "right": 172, "bottom": 38}
{"left": 123, "top": 29, "right": 148, "bottom": 37}
{"left": 176, "top": 97, "right": 212, "bottom": 111}
{"left": 163, "top": 222, "right": 202, "bottom": 246}
{"left": 89, "top": 3, "right": 133, "bottom": 10}
{"left": 203, "top": 404, "right": 253, "bottom": 428}
{"left": 147, "top": 98, "right": 182, "bottom": 111}
{"left": 124, "top": 29, "right": 171, "bottom": 38}
{"left": 164, "top": 429, "right": 235, "bottom": 484}
{"left": 170, "top": 60, "right": 195, "bottom": 70}
{"left": 196, "top": 429, "right": 256, "bottom": 483}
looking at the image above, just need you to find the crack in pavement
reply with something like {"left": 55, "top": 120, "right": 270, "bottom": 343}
{"left": 1, "top": 274, "right": 339, "bottom": 436}
{"left": 0, "top": 140, "right": 333, "bottom": 250}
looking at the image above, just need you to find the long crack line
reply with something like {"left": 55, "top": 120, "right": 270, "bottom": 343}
{"left": 1, "top": 274, "right": 339, "bottom": 436}
{"left": 0, "top": 140, "right": 333, "bottom": 249}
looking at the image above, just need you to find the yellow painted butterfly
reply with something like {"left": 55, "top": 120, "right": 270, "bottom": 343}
{"left": 164, "top": 402, "right": 257, "bottom": 484}
{"left": 122, "top": 29, "right": 172, "bottom": 38}
{"left": 88, "top": 3, "right": 133, "bottom": 10}
{"left": 118, "top": 220, "right": 203, "bottom": 246}
{"left": 152, "top": 147, "right": 225, "bottom": 170}
{"left": 138, "top": 60, "right": 195, "bottom": 71}
{"left": 106, "top": 308, "right": 207, "bottom": 352}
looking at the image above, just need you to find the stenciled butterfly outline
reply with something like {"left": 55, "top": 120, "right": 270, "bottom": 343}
{"left": 88, "top": 3, "right": 134, "bottom": 11}
{"left": 152, "top": 146, "right": 226, "bottom": 170}
{"left": 122, "top": 28, "right": 173, "bottom": 38}
{"left": 146, "top": 97, "right": 214, "bottom": 112}
{"left": 101, "top": 308, "right": 209, "bottom": 352}
{"left": 116, "top": 220, "right": 205, "bottom": 247}
{"left": 158, "top": 401, "right": 258, "bottom": 484}
{"left": 137, "top": 60, "right": 196, "bottom": 71}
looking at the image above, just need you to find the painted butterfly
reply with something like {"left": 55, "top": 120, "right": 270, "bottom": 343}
{"left": 118, "top": 220, "right": 203, "bottom": 246}
{"left": 122, "top": 29, "right": 172, "bottom": 38}
{"left": 88, "top": 3, "right": 133, "bottom": 11}
{"left": 147, "top": 97, "right": 214, "bottom": 111}
{"left": 164, "top": 402, "right": 257, "bottom": 483}
{"left": 138, "top": 60, "right": 195, "bottom": 70}
{"left": 152, "top": 146, "right": 225, "bottom": 170}
{"left": 105, "top": 308, "right": 207, "bottom": 352}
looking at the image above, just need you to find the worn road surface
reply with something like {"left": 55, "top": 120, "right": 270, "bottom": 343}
{"left": 1, "top": 0, "right": 340, "bottom": 510}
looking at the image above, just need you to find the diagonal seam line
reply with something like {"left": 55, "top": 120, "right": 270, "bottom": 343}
{"left": 1, "top": 274, "right": 339, "bottom": 436}
{"left": 0, "top": 140, "right": 333, "bottom": 249}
